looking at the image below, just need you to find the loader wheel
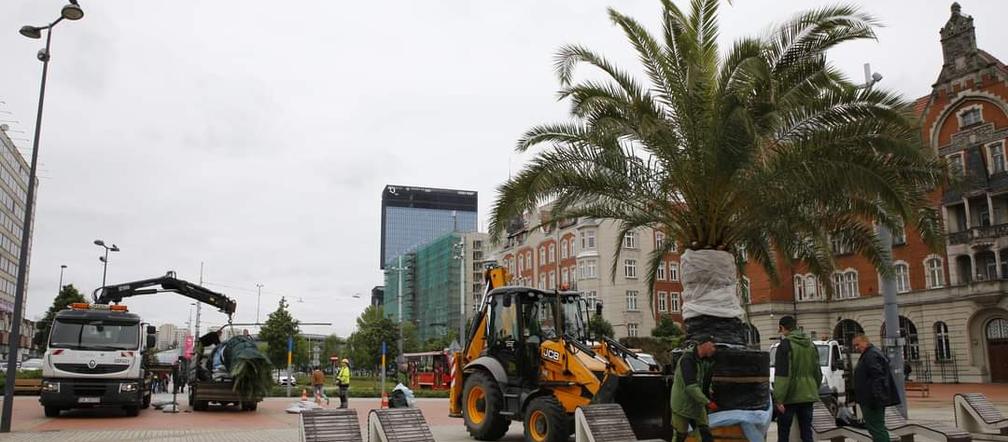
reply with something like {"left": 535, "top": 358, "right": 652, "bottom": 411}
{"left": 463, "top": 371, "right": 509, "bottom": 440}
{"left": 523, "top": 396, "right": 570, "bottom": 442}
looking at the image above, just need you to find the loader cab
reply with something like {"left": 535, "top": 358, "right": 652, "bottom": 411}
{"left": 484, "top": 288, "right": 585, "bottom": 386}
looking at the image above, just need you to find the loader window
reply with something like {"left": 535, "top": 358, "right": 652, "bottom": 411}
{"left": 488, "top": 294, "right": 520, "bottom": 378}
{"left": 561, "top": 296, "right": 588, "bottom": 342}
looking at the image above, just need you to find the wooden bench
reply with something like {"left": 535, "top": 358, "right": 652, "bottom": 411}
{"left": 884, "top": 406, "right": 972, "bottom": 442}
{"left": 299, "top": 408, "right": 363, "bottom": 442}
{"left": 574, "top": 404, "right": 664, "bottom": 442}
{"left": 811, "top": 401, "right": 873, "bottom": 442}
{"left": 905, "top": 382, "right": 931, "bottom": 398}
{"left": 13, "top": 378, "right": 41, "bottom": 395}
{"left": 954, "top": 393, "right": 1008, "bottom": 440}
{"left": 367, "top": 408, "right": 434, "bottom": 442}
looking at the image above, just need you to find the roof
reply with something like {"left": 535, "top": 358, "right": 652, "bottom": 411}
{"left": 912, "top": 95, "right": 930, "bottom": 118}
{"left": 979, "top": 49, "right": 1008, "bottom": 73}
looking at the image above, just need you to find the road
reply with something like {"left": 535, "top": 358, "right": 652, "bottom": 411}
{"left": 0, "top": 384, "right": 1005, "bottom": 441}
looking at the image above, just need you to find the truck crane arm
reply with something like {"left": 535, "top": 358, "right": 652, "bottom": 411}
{"left": 93, "top": 270, "right": 237, "bottom": 316}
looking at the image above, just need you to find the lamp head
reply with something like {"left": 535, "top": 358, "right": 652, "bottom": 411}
{"left": 99, "top": 256, "right": 106, "bottom": 263}
{"left": 61, "top": 3, "right": 84, "bottom": 21}
{"left": 871, "top": 72, "right": 883, "bottom": 83}
{"left": 110, "top": 244, "right": 120, "bottom": 252}
{"left": 19, "top": 26, "right": 42, "bottom": 39}
{"left": 60, "top": 264, "right": 67, "bottom": 269}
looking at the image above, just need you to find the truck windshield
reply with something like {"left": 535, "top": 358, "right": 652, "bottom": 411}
{"left": 769, "top": 343, "right": 831, "bottom": 367}
{"left": 49, "top": 320, "right": 139, "bottom": 350}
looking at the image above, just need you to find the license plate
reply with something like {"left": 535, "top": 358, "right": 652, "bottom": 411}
{"left": 78, "top": 397, "right": 100, "bottom": 404}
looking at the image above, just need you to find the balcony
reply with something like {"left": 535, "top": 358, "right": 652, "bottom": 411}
{"left": 948, "top": 223, "right": 1008, "bottom": 245}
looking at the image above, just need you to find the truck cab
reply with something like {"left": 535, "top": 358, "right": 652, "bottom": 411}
{"left": 769, "top": 339, "right": 848, "bottom": 415}
{"left": 39, "top": 303, "right": 155, "bottom": 417}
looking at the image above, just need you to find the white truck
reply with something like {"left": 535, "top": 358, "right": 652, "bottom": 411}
{"left": 769, "top": 339, "right": 849, "bottom": 415}
{"left": 39, "top": 303, "right": 155, "bottom": 417}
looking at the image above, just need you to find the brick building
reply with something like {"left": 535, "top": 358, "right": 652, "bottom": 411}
{"left": 745, "top": 3, "right": 1008, "bottom": 383}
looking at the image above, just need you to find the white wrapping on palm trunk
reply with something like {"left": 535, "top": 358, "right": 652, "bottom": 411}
{"left": 681, "top": 249, "right": 745, "bottom": 319}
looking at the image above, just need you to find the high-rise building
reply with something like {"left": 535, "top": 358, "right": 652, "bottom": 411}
{"left": 384, "top": 232, "right": 488, "bottom": 343}
{"left": 0, "top": 125, "right": 32, "bottom": 317}
{"left": 156, "top": 323, "right": 188, "bottom": 351}
{"left": 380, "top": 185, "right": 477, "bottom": 269}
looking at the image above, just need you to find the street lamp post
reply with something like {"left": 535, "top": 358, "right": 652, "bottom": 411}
{"left": 58, "top": 264, "right": 67, "bottom": 293}
{"left": 94, "top": 239, "right": 119, "bottom": 288}
{"left": 255, "top": 283, "right": 264, "bottom": 324}
{"left": 452, "top": 239, "right": 466, "bottom": 348}
{"left": 2, "top": 2, "right": 84, "bottom": 433}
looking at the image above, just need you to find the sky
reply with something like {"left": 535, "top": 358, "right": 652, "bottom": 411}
{"left": 1, "top": 0, "right": 1005, "bottom": 338}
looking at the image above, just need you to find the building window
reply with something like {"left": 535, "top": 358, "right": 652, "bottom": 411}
{"left": 960, "top": 107, "right": 982, "bottom": 127}
{"left": 794, "top": 275, "right": 804, "bottom": 300}
{"left": 895, "top": 262, "right": 911, "bottom": 293}
{"left": 548, "top": 271, "right": 556, "bottom": 289}
{"left": 623, "top": 231, "right": 638, "bottom": 249}
{"left": 831, "top": 234, "right": 852, "bottom": 255}
{"left": 539, "top": 274, "right": 546, "bottom": 290}
{"left": 934, "top": 321, "right": 952, "bottom": 361}
{"left": 657, "top": 291, "right": 668, "bottom": 312}
{"left": 795, "top": 274, "right": 823, "bottom": 301}
{"left": 669, "top": 293, "right": 681, "bottom": 312}
{"left": 527, "top": 252, "right": 533, "bottom": 270}
{"left": 584, "top": 290, "right": 598, "bottom": 308}
{"left": 655, "top": 232, "right": 665, "bottom": 249}
{"left": 668, "top": 262, "right": 679, "bottom": 281}
{"left": 626, "top": 290, "right": 639, "bottom": 311}
{"left": 739, "top": 276, "right": 751, "bottom": 304}
{"left": 578, "top": 258, "right": 598, "bottom": 279}
{"left": 926, "top": 256, "right": 944, "bottom": 288}
{"left": 560, "top": 239, "right": 568, "bottom": 259}
{"left": 947, "top": 153, "right": 965, "bottom": 177}
{"left": 539, "top": 247, "right": 546, "bottom": 265}
{"left": 561, "top": 268, "right": 569, "bottom": 285}
{"left": 517, "top": 255, "right": 524, "bottom": 272}
{"left": 656, "top": 261, "right": 666, "bottom": 280}
{"left": 832, "top": 270, "right": 859, "bottom": 299}
{"left": 627, "top": 323, "right": 639, "bottom": 337}
{"left": 580, "top": 230, "right": 596, "bottom": 250}
{"left": 893, "top": 224, "right": 906, "bottom": 246}
{"left": 669, "top": 241, "right": 678, "bottom": 253}
{"left": 548, "top": 244, "right": 556, "bottom": 263}
{"left": 988, "top": 141, "right": 1006, "bottom": 175}
{"left": 624, "top": 259, "right": 638, "bottom": 278}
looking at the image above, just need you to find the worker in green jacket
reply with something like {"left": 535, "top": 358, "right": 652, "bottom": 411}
{"left": 337, "top": 358, "right": 351, "bottom": 408}
{"left": 773, "top": 316, "right": 822, "bottom": 442}
{"left": 670, "top": 334, "right": 718, "bottom": 442}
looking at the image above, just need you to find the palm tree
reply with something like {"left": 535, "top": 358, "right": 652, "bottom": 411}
{"left": 490, "top": 0, "right": 944, "bottom": 334}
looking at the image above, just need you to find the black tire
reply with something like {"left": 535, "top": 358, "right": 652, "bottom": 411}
{"left": 188, "top": 387, "right": 197, "bottom": 411}
{"left": 241, "top": 401, "right": 258, "bottom": 411}
{"left": 462, "top": 371, "right": 510, "bottom": 440}
{"left": 141, "top": 392, "right": 151, "bottom": 409}
{"left": 124, "top": 405, "right": 140, "bottom": 417}
{"left": 523, "top": 396, "right": 570, "bottom": 442}
{"left": 194, "top": 400, "right": 209, "bottom": 411}
{"left": 43, "top": 406, "right": 60, "bottom": 418}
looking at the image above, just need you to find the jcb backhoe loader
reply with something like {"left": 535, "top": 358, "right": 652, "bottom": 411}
{"left": 448, "top": 266, "right": 670, "bottom": 441}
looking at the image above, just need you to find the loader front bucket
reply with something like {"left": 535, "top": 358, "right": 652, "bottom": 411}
{"left": 592, "top": 373, "right": 671, "bottom": 440}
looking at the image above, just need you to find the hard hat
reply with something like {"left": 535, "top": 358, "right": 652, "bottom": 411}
{"left": 341, "top": 358, "right": 349, "bottom": 364}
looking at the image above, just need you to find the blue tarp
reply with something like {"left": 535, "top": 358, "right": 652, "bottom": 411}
{"left": 707, "top": 399, "right": 773, "bottom": 442}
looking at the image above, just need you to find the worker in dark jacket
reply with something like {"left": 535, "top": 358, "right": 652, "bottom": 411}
{"left": 852, "top": 334, "right": 900, "bottom": 442}
{"left": 670, "top": 334, "right": 717, "bottom": 442}
{"left": 773, "top": 316, "right": 821, "bottom": 442}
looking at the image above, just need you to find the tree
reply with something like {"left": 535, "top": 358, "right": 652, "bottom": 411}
{"left": 652, "top": 315, "right": 684, "bottom": 339}
{"left": 401, "top": 321, "right": 421, "bottom": 353}
{"left": 321, "top": 334, "right": 345, "bottom": 361}
{"left": 588, "top": 314, "right": 614, "bottom": 339}
{"left": 257, "top": 297, "right": 300, "bottom": 370}
{"left": 346, "top": 305, "right": 399, "bottom": 371}
{"left": 33, "top": 284, "right": 87, "bottom": 350}
{"left": 489, "top": 1, "right": 943, "bottom": 315}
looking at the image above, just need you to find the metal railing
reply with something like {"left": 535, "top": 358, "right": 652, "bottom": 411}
{"left": 948, "top": 223, "right": 1008, "bottom": 245}
{"left": 904, "top": 351, "right": 960, "bottom": 384}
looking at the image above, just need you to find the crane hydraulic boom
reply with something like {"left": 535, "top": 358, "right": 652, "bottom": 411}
{"left": 93, "top": 270, "right": 236, "bottom": 316}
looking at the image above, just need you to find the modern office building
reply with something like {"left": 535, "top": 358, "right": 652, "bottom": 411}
{"left": 384, "top": 232, "right": 488, "bottom": 343}
{"left": 380, "top": 185, "right": 477, "bottom": 269}
{"left": 0, "top": 124, "right": 32, "bottom": 318}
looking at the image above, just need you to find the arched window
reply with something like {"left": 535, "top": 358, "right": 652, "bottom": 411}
{"left": 881, "top": 316, "right": 920, "bottom": 361}
{"left": 925, "top": 256, "right": 944, "bottom": 288}
{"left": 805, "top": 275, "right": 821, "bottom": 300}
{"left": 934, "top": 321, "right": 952, "bottom": 361}
{"left": 833, "top": 270, "right": 859, "bottom": 299}
{"left": 833, "top": 319, "right": 865, "bottom": 348}
{"left": 894, "top": 262, "right": 910, "bottom": 293}
{"left": 560, "top": 239, "right": 568, "bottom": 259}
{"left": 988, "top": 318, "right": 1008, "bottom": 340}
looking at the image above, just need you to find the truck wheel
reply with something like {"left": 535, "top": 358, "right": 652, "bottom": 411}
{"left": 241, "top": 401, "right": 258, "bottom": 411}
{"left": 124, "top": 405, "right": 140, "bottom": 417}
{"left": 523, "top": 396, "right": 570, "bottom": 442}
{"left": 463, "top": 371, "right": 509, "bottom": 440}
{"left": 194, "top": 400, "right": 209, "bottom": 411}
{"left": 142, "top": 392, "right": 151, "bottom": 409}
{"left": 43, "top": 406, "right": 60, "bottom": 418}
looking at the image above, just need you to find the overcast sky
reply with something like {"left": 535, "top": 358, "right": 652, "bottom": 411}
{"left": 1, "top": 1, "right": 1005, "bottom": 337}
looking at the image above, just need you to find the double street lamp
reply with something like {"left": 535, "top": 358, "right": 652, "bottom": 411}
{"left": 2, "top": 2, "right": 85, "bottom": 433}
{"left": 94, "top": 239, "right": 119, "bottom": 288}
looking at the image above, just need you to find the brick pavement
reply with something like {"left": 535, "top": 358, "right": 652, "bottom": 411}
{"left": 0, "top": 384, "right": 1005, "bottom": 441}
